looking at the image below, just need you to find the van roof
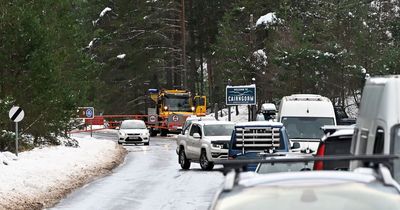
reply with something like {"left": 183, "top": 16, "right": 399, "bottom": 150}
{"left": 283, "top": 94, "right": 331, "bottom": 102}
{"left": 366, "top": 75, "right": 400, "bottom": 85}
{"left": 235, "top": 121, "right": 283, "bottom": 127}
{"left": 279, "top": 95, "right": 335, "bottom": 118}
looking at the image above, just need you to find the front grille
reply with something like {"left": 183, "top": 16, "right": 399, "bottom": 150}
{"left": 128, "top": 133, "right": 140, "bottom": 136}
{"left": 234, "top": 127, "right": 280, "bottom": 150}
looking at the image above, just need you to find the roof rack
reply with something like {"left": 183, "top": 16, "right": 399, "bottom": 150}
{"left": 217, "top": 155, "right": 399, "bottom": 192}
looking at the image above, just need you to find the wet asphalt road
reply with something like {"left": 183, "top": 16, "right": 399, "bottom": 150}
{"left": 51, "top": 132, "right": 224, "bottom": 210}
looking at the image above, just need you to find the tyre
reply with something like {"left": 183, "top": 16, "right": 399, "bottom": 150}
{"left": 179, "top": 149, "right": 191, "bottom": 170}
{"left": 144, "top": 141, "right": 149, "bottom": 146}
{"left": 150, "top": 128, "right": 158, "bottom": 137}
{"left": 160, "top": 129, "right": 168, "bottom": 136}
{"left": 200, "top": 150, "right": 214, "bottom": 171}
{"left": 117, "top": 141, "right": 122, "bottom": 145}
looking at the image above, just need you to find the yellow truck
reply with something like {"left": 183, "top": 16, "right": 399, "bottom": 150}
{"left": 147, "top": 89, "right": 206, "bottom": 136}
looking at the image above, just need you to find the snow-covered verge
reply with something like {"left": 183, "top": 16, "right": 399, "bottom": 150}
{"left": 0, "top": 135, "right": 127, "bottom": 210}
{"left": 208, "top": 105, "right": 250, "bottom": 123}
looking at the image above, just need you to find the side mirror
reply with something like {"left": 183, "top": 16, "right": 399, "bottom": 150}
{"left": 115, "top": 126, "right": 120, "bottom": 130}
{"left": 291, "top": 142, "right": 301, "bottom": 149}
{"left": 193, "top": 133, "right": 201, "bottom": 139}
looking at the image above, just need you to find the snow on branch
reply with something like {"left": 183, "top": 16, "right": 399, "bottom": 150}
{"left": 256, "top": 12, "right": 281, "bottom": 28}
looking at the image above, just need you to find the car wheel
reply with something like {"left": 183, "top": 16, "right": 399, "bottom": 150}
{"left": 200, "top": 150, "right": 214, "bottom": 170}
{"left": 144, "top": 142, "right": 149, "bottom": 146}
{"left": 117, "top": 141, "right": 122, "bottom": 145}
{"left": 179, "top": 149, "right": 191, "bottom": 170}
{"left": 150, "top": 128, "right": 157, "bottom": 137}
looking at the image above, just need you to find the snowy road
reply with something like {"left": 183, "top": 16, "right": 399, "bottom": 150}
{"left": 51, "top": 133, "right": 224, "bottom": 210}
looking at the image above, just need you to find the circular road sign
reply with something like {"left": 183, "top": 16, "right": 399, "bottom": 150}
{"left": 85, "top": 108, "right": 94, "bottom": 118}
{"left": 149, "top": 115, "right": 157, "bottom": 123}
{"left": 9, "top": 106, "right": 25, "bottom": 122}
{"left": 172, "top": 115, "right": 179, "bottom": 122}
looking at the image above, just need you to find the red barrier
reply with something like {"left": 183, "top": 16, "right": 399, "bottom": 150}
{"left": 85, "top": 116, "right": 104, "bottom": 125}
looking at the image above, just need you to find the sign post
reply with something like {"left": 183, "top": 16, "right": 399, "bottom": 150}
{"left": 226, "top": 85, "right": 256, "bottom": 122}
{"left": 77, "top": 107, "right": 95, "bottom": 137}
{"left": 9, "top": 106, "right": 25, "bottom": 156}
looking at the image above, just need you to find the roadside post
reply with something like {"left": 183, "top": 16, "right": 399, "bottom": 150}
{"left": 9, "top": 106, "right": 25, "bottom": 156}
{"left": 227, "top": 79, "right": 232, "bottom": 121}
{"left": 226, "top": 84, "right": 256, "bottom": 122}
{"left": 77, "top": 107, "right": 95, "bottom": 137}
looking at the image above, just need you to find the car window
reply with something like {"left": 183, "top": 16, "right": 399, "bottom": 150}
{"left": 204, "top": 124, "right": 234, "bottom": 136}
{"left": 257, "top": 162, "right": 313, "bottom": 174}
{"left": 190, "top": 124, "right": 201, "bottom": 137}
{"left": 120, "top": 121, "right": 146, "bottom": 129}
{"left": 281, "top": 117, "right": 335, "bottom": 139}
{"left": 373, "top": 127, "right": 384, "bottom": 154}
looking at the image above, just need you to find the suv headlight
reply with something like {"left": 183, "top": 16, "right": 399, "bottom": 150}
{"left": 212, "top": 143, "right": 223, "bottom": 149}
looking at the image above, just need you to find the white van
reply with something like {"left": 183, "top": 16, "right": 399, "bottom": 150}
{"left": 278, "top": 94, "right": 337, "bottom": 152}
{"left": 350, "top": 75, "right": 400, "bottom": 181}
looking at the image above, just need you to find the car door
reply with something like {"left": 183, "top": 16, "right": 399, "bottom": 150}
{"left": 186, "top": 124, "right": 198, "bottom": 159}
{"left": 192, "top": 124, "right": 204, "bottom": 159}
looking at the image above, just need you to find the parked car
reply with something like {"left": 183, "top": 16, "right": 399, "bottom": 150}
{"left": 314, "top": 125, "right": 354, "bottom": 170}
{"left": 228, "top": 121, "right": 293, "bottom": 171}
{"left": 351, "top": 75, "right": 400, "bottom": 182}
{"left": 176, "top": 121, "right": 235, "bottom": 170}
{"left": 277, "top": 94, "right": 336, "bottom": 152}
{"left": 210, "top": 163, "right": 400, "bottom": 210}
{"left": 117, "top": 120, "right": 150, "bottom": 145}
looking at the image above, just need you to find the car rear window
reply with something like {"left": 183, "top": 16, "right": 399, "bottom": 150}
{"left": 324, "top": 135, "right": 352, "bottom": 170}
{"left": 214, "top": 182, "right": 400, "bottom": 210}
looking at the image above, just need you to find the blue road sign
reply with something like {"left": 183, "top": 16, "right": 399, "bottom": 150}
{"left": 226, "top": 85, "right": 256, "bottom": 105}
{"left": 77, "top": 107, "right": 95, "bottom": 119}
{"left": 86, "top": 108, "right": 94, "bottom": 118}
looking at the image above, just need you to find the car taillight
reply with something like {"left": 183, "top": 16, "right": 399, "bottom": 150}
{"left": 313, "top": 143, "right": 325, "bottom": 170}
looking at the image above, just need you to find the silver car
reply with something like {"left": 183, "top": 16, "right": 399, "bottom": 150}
{"left": 210, "top": 164, "right": 400, "bottom": 210}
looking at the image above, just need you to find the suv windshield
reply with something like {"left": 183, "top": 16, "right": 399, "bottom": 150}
{"left": 204, "top": 124, "right": 234, "bottom": 136}
{"left": 121, "top": 121, "right": 146, "bottom": 129}
{"left": 281, "top": 117, "right": 335, "bottom": 139}
{"left": 215, "top": 183, "right": 400, "bottom": 210}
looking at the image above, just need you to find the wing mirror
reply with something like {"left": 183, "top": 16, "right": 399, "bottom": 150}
{"left": 291, "top": 142, "right": 301, "bottom": 149}
{"left": 115, "top": 126, "right": 120, "bottom": 130}
{"left": 193, "top": 133, "right": 201, "bottom": 139}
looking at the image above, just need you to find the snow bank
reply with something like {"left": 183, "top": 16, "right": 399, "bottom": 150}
{"left": 208, "top": 105, "right": 250, "bottom": 123}
{"left": 0, "top": 135, "right": 126, "bottom": 210}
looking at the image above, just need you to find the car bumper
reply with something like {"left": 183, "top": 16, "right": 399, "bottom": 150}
{"left": 118, "top": 136, "right": 149, "bottom": 144}
{"left": 209, "top": 148, "right": 228, "bottom": 161}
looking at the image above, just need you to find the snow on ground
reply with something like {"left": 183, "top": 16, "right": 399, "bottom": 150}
{"left": 208, "top": 105, "right": 250, "bottom": 123}
{"left": 0, "top": 135, "right": 126, "bottom": 210}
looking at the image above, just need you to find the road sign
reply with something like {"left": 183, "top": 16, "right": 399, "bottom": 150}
{"left": 9, "top": 106, "right": 24, "bottom": 157}
{"left": 9, "top": 106, "right": 25, "bottom": 122}
{"left": 226, "top": 85, "right": 256, "bottom": 105}
{"left": 77, "top": 107, "right": 95, "bottom": 119}
{"left": 172, "top": 115, "right": 179, "bottom": 122}
{"left": 149, "top": 115, "right": 157, "bottom": 123}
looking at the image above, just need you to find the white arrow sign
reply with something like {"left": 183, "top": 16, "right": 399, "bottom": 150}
{"left": 9, "top": 106, "right": 25, "bottom": 122}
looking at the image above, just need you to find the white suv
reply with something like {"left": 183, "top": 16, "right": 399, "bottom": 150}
{"left": 118, "top": 120, "right": 150, "bottom": 145}
{"left": 176, "top": 121, "right": 235, "bottom": 170}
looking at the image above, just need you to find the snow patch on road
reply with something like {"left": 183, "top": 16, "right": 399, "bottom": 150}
{"left": 0, "top": 135, "right": 126, "bottom": 210}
